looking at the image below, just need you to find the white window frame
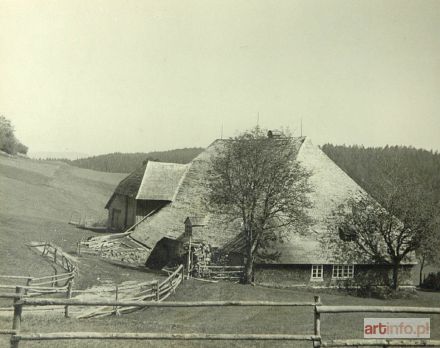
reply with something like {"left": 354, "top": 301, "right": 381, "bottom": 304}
{"left": 332, "top": 264, "right": 354, "bottom": 279}
{"left": 311, "top": 264, "right": 324, "bottom": 281}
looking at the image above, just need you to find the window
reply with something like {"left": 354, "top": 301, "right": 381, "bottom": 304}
{"left": 311, "top": 265, "right": 323, "bottom": 281}
{"left": 332, "top": 265, "right": 354, "bottom": 279}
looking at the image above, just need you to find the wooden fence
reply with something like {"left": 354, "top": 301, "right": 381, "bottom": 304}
{"left": 2, "top": 292, "right": 439, "bottom": 347}
{"left": 76, "top": 264, "right": 185, "bottom": 318}
{"left": 194, "top": 265, "right": 244, "bottom": 280}
{"left": 0, "top": 242, "right": 76, "bottom": 298}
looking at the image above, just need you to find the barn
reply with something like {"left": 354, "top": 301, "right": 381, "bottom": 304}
{"left": 107, "top": 136, "right": 416, "bottom": 287}
{"left": 105, "top": 161, "right": 188, "bottom": 232}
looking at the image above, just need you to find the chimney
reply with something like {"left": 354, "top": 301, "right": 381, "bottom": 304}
{"left": 267, "top": 130, "right": 283, "bottom": 139}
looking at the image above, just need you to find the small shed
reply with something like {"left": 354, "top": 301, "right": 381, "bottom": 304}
{"left": 184, "top": 216, "right": 207, "bottom": 238}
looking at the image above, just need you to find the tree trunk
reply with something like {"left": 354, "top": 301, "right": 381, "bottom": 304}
{"left": 242, "top": 249, "right": 254, "bottom": 284}
{"left": 419, "top": 256, "right": 425, "bottom": 286}
{"left": 391, "top": 261, "right": 400, "bottom": 290}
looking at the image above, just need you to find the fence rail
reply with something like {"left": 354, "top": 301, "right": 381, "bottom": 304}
{"left": 194, "top": 265, "right": 244, "bottom": 280}
{"left": 11, "top": 332, "right": 320, "bottom": 341}
{"left": 317, "top": 305, "right": 440, "bottom": 314}
{"left": 75, "top": 264, "right": 184, "bottom": 318}
{"left": 0, "top": 243, "right": 76, "bottom": 302}
{"left": 1, "top": 291, "right": 440, "bottom": 347}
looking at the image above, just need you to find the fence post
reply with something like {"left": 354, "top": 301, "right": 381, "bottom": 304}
{"left": 54, "top": 248, "right": 58, "bottom": 264}
{"left": 24, "top": 276, "right": 32, "bottom": 296}
{"left": 11, "top": 286, "right": 24, "bottom": 348}
{"left": 113, "top": 285, "right": 120, "bottom": 316}
{"left": 64, "top": 279, "right": 73, "bottom": 318}
{"left": 181, "top": 265, "right": 185, "bottom": 282}
{"left": 52, "top": 268, "right": 58, "bottom": 287}
{"left": 41, "top": 243, "right": 47, "bottom": 256}
{"left": 155, "top": 280, "right": 160, "bottom": 301}
{"left": 187, "top": 236, "right": 192, "bottom": 278}
{"left": 313, "top": 295, "right": 321, "bottom": 348}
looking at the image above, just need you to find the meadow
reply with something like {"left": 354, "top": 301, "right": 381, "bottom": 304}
{"left": 0, "top": 154, "right": 439, "bottom": 347}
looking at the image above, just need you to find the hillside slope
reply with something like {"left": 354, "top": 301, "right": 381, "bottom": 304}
{"left": 0, "top": 154, "right": 126, "bottom": 277}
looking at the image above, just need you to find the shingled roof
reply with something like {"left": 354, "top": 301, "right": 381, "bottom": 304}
{"left": 136, "top": 162, "right": 189, "bottom": 201}
{"left": 105, "top": 161, "right": 188, "bottom": 209}
{"left": 129, "top": 137, "right": 416, "bottom": 265}
{"left": 105, "top": 164, "right": 147, "bottom": 208}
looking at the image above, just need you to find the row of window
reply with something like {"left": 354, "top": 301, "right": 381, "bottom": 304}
{"left": 311, "top": 264, "right": 354, "bottom": 281}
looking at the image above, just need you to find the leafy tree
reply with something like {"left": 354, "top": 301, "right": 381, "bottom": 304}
{"left": 206, "top": 127, "right": 313, "bottom": 284}
{"left": 0, "top": 116, "right": 28, "bottom": 155}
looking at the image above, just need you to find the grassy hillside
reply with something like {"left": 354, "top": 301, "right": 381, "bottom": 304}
{"left": 0, "top": 154, "right": 126, "bottom": 277}
{"left": 59, "top": 147, "right": 205, "bottom": 173}
{"left": 0, "top": 152, "right": 439, "bottom": 347}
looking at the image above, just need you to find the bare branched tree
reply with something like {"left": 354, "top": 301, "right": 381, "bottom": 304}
{"left": 206, "top": 127, "right": 313, "bottom": 284}
{"left": 324, "top": 164, "right": 438, "bottom": 290}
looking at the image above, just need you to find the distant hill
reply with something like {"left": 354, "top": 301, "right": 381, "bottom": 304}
{"left": 59, "top": 148, "right": 205, "bottom": 173}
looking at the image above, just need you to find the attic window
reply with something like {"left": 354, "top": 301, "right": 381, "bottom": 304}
{"left": 332, "top": 264, "right": 354, "bottom": 279}
{"left": 311, "top": 265, "right": 323, "bottom": 281}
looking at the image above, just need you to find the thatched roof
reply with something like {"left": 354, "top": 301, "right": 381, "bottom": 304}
{"left": 105, "top": 161, "right": 188, "bottom": 209}
{"left": 136, "top": 162, "right": 189, "bottom": 201}
{"left": 105, "top": 164, "right": 147, "bottom": 208}
{"left": 130, "top": 137, "right": 416, "bottom": 265}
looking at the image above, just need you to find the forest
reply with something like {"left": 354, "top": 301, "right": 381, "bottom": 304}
{"left": 59, "top": 147, "right": 204, "bottom": 173}
{"left": 321, "top": 144, "right": 440, "bottom": 206}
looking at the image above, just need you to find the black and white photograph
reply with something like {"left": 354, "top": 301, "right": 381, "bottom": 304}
{"left": 1, "top": 1, "right": 439, "bottom": 347}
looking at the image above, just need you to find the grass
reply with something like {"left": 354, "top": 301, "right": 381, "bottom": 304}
{"left": 0, "top": 154, "right": 439, "bottom": 347}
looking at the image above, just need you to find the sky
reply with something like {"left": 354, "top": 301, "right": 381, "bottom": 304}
{"left": 1, "top": 0, "right": 439, "bottom": 156}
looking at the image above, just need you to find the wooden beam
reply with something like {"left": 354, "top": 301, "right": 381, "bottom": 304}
{"left": 317, "top": 306, "right": 440, "bottom": 314}
{"left": 321, "top": 339, "right": 440, "bottom": 347}
{"left": 19, "top": 299, "right": 318, "bottom": 307}
{"left": 12, "top": 332, "right": 320, "bottom": 341}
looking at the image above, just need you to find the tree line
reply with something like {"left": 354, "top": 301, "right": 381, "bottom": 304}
{"left": 56, "top": 148, "right": 204, "bottom": 173}
{"left": 321, "top": 144, "right": 440, "bottom": 205}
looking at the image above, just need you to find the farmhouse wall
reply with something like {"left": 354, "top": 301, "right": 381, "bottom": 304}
{"left": 107, "top": 194, "right": 127, "bottom": 231}
{"left": 126, "top": 197, "right": 136, "bottom": 226}
{"left": 254, "top": 264, "right": 414, "bottom": 288}
{"left": 107, "top": 194, "right": 138, "bottom": 231}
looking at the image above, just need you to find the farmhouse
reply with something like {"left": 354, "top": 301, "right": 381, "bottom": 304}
{"left": 106, "top": 136, "right": 416, "bottom": 287}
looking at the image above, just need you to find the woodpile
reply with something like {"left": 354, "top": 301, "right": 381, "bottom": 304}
{"left": 79, "top": 235, "right": 150, "bottom": 265}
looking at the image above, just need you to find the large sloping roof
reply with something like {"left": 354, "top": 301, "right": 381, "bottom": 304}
{"left": 136, "top": 162, "right": 189, "bottom": 201}
{"left": 130, "top": 137, "right": 416, "bottom": 265}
